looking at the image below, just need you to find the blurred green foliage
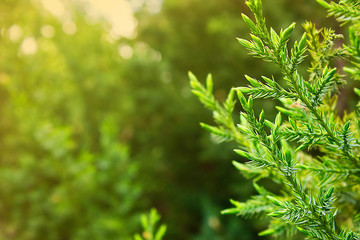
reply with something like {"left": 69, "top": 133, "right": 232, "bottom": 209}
{"left": 0, "top": 1, "right": 144, "bottom": 239}
{"left": 0, "top": 0, "right": 336, "bottom": 239}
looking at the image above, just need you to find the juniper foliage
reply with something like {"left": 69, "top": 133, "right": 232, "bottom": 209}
{"left": 190, "top": 0, "right": 360, "bottom": 239}
{"left": 134, "top": 209, "right": 167, "bottom": 240}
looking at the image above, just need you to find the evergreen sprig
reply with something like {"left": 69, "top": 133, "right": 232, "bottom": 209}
{"left": 190, "top": 0, "right": 360, "bottom": 239}
{"left": 317, "top": 0, "right": 360, "bottom": 23}
{"left": 134, "top": 209, "right": 167, "bottom": 240}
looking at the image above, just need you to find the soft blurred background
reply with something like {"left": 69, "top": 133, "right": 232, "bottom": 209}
{"left": 0, "top": 0, "right": 335, "bottom": 239}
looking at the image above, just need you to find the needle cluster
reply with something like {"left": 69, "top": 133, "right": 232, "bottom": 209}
{"left": 190, "top": 0, "right": 360, "bottom": 239}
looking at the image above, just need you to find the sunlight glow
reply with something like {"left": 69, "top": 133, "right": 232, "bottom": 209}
{"left": 41, "top": 25, "right": 55, "bottom": 38}
{"left": 62, "top": 21, "right": 77, "bottom": 35}
{"left": 40, "top": 0, "right": 65, "bottom": 18}
{"left": 118, "top": 45, "right": 133, "bottom": 59}
{"left": 39, "top": 0, "right": 137, "bottom": 39}
{"left": 81, "top": 0, "right": 137, "bottom": 39}
{"left": 145, "top": 0, "right": 163, "bottom": 13}
{"left": 8, "top": 25, "right": 23, "bottom": 42}
{"left": 20, "top": 37, "right": 38, "bottom": 55}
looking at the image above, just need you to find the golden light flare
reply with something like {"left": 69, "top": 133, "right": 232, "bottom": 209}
{"left": 39, "top": 0, "right": 137, "bottom": 39}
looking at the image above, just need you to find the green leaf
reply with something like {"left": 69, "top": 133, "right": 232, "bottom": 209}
{"left": 273, "top": 112, "right": 282, "bottom": 135}
{"left": 134, "top": 234, "right": 143, "bottom": 240}
{"left": 253, "top": 182, "right": 268, "bottom": 196}
{"left": 206, "top": 73, "right": 213, "bottom": 93}
{"left": 316, "top": 0, "right": 331, "bottom": 9}
{"left": 188, "top": 71, "right": 199, "bottom": 89}
{"left": 259, "top": 228, "right": 276, "bottom": 236}
{"left": 325, "top": 186, "right": 334, "bottom": 199}
{"left": 237, "top": 38, "right": 253, "bottom": 49}
{"left": 241, "top": 13, "right": 257, "bottom": 32}
{"left": 224, "top": 88, "right": 236, "bottom": 113}
{"left": 251, "top": 34, "right": 265, "bottom": 50}
{"left": 141, "top": 214, "right": 148, "bottom": 229}
{"left": 245, "top": 75, "right": 261, "bottom": 87}
{"left": 221, "top": 208, "right": 240, "bottom": 215}
{"left": 281, "top": 22, "right": 296, "bottom": 42}
{"left": 200, "top": 123, "right": 223, "bottom": 135}
{"left": 154, "top": 225, "right": 167, "bottom": 240}
{"left": 237, "top": 124, "right": 253, "bottom": 135}
{"left": 299, "top": 32, "right": 307, "bottom": 50}
{"left": 297, "top": 227, "right": 309, "bottom": 236}
{"left": 237, "top": 90, "right": 248, "bottom": 109}
{"left": 234, "top": 149, "right": 251, "bottom": 158}
{"left": 259, "top": 110, "right": 265, "bottom": 124}
{"left": 247, "top": 95, "right": 254, "bottom": 109}
{"left": 267, "top": 196, "right": 282, "bottom": 207}
{"left": 276, "top": 106, "right": 294, "bottom": 116}
{"left": 354, "top": 88, "right": 360, "bottom": 97}
{"left": 324, "top": 67, "right": 337, "bottom": 82}
{"left": 264, "top": 120, "right": 274, "bottom": 129}
{"left": 270, "top": 28, "right": 280, "bottom": 45}
{"left": 284, "top": 149, "right": 292, "bottom": 166}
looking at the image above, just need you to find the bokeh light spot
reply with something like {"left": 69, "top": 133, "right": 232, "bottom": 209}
{"left": 41, "top": 25, "right": 55, "bottom": 38}
{"left": 8, "top": 24, "right": 23, "bottom": 42}
{"left": 40, "top": 0, "right": 65, "bottom": 18}
{"left": 62, "top": 21, "right": 77, "bottom": 35}
{"left": 118, "top": 45, "right": 133, "bottom": 59}
{"left": 81, "top": 0, "right": 137, "bottom": 39}
{"left": 0, "top": 73, "right": 10, "bottom": 84}
{"left": 20, "top": 37, "right": 38, "bottom": 55}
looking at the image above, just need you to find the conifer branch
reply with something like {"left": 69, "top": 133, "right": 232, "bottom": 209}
{"left": 190, "top": 0, "right": 360, "bottom": 238}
